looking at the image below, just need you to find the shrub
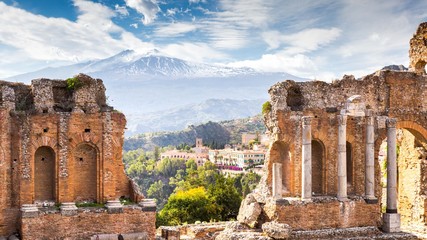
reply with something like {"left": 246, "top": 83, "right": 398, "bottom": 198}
{"left": 66, "top": 76, "right": 83, "bottom": 90}
{"left": 262, "top": 101, "right": 272, "bottom": 115}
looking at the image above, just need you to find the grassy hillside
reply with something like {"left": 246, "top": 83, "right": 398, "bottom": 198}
{"left": 124, "top": 114, "right": 265, "bottom": 151}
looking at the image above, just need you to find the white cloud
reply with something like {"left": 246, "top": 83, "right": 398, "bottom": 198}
{"left": 0, "top": 0, "right": 154, "bottom": 70}
{"left": 154, "top": 22, "right": 198, "bottom": 37}
{"left": 162, "top": 42, "right": 228, "bottom": 63}
{"left": 166, "top": 8, "right": 178, "bottom": 16}
{"left": 130, "top": 23, "right": 138, "bottom": 29}
{"left": 227, "top": 53, "right": 317, "bottom": 76}
{"left": 189, "top": 0, "right": 206, "bottom": 4}
{"left": 125, "top": 0, "right": 160, "bottom": 25}
{"left": 114, "top": 4, "right": 129, "bottom": 16}
{"left": 193, "top": 0, "right": 276, "bottom": 50}
{"left": 262, "top": 28, "right": 341, "bottom": 54}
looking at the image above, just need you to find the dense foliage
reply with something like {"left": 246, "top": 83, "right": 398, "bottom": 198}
{"left": 123, "top": 147, "right": 261, "bottom": 226}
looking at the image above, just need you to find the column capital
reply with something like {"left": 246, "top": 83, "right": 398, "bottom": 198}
{"left": 302, "top": 116, "right": 312, "bottom": 126}
{"left": 386, "top": 118, "right": 397, "bottom": 128}
{"left": 337, "top": 115, "right": 347, "bottom": 125}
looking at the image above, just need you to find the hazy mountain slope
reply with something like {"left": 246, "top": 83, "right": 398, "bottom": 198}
{"left": 126, "top": 98, "right": 266, "bottom": 135}
{"left": 124, "top": 115, "right": 266, "bottom": 151}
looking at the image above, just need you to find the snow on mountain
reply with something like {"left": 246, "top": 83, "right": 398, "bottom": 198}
{"left": 7, "top": 49, "right": 297, "bottom": 81}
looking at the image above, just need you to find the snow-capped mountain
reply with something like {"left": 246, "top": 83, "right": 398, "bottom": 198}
{"left": 6, "top": 50, "right": 306, "bottom": 135}
{"left": 7, "top": 49, "right": 301, "bottom": 81}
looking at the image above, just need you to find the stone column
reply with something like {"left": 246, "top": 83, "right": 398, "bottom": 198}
{"left": 365, "top": 114, "right": 377, "bottom": 203}
{"left": 337, "top": 115, "right": 347, "bottom": 200}
{"left": 383, "top": 118, "right": 400, "bottom": 232}
{"left": 272, "top": 163, "right": 283, "bottom": 199}
{"left": 301, "top": 116, "right": 312, "bottom": 200}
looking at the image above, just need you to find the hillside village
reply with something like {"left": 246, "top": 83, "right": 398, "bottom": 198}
{"left": 160, "top": 134, "right": 269, "bottom": 170}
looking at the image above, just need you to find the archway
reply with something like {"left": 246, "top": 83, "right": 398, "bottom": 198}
{"left": 414, "top": 60, "right": 426, "bottom": 74}
{"left": 377, "top": 124, "right": 427, "bottom": 228}
{"left": 346, "top": 141, "right": 354, "bottom": 194}
{"left": 311, "top": 140, "right": 324, "bottom": 195}
{"left": 396, "top": 128, "right": 427, "bottom": 226}
{"left": 34, "top": 146, "right": 56, "bottom": 202}
{"left": 73, "top": 143, "right": 98, "bottom": 202}
{"left": 270, "top": 141, "right": 291, "bottom": 196}
{"left": 286, "top": 86, "right": 304, "bottom": 111}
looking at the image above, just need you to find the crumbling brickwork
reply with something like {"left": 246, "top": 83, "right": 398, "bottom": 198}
{"left": 410, "top": 22, "right": 427, "bottom": 74}
{"left": 21, "top": 207, "right": 155, "bottom": 240}
{"left": 0, "top": 74, "right": 148, "bottom": 238}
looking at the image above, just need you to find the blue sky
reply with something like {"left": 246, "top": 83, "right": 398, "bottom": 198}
{"left": 0, "top": 0, "right": 426, "bottom": 80}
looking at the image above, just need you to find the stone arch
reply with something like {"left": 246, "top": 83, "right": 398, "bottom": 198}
{"left": 34, "top": 146, "right": 56, "bottom": 202}
{"left": 32, "top": 135, "right": 58, "bottom": 150}
{"left": 375, "top": 121, "right": 427, "bottom": 227}
{"left": 414, "top": 60, "right": 426, "bottom": 74}
{"left": 73, "top": 142, "right": 98, "bottom": 203}
{"left": 311, "top": 139, "right": 325, "bottom": 195}
{"left": 395, "top": 123, "right": 427, "bottom": 226}
{"left": 269, "top": 141, "right": 292, "bottom": 196}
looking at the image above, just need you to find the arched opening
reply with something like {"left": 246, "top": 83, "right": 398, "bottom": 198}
{"left": 378, "top": 125, "right": 427, "bottom": 228}
{"left": 34, "top": 146, "right": 56, "bottom": 202}
{"left": 270, "top": 142, "right": 291, "bottom": 195}
{"left": 346, "top": 141, "right": 353, "bottom": 185}
{"left": 396, "top": 128, "right": 427, "bottom": 226}
{"left": 286, "top": 86, "right": 304, "bottom": 111}
{"left": 311, "top": 140, "right": 324, "bottom": 195}
{"left": 414, "top": 60, "right": 426, "bottom": 74}
{"left": 73, "top": 143, "right": 97, "bottom": 203}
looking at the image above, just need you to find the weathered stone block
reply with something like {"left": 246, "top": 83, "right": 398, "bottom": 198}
{"left": 60, "top": 202, "right": 78, "bottom": 216}
{"left": 161, "top": 227, "right": 180, "bottom": 240}
{"left": 20, "top": 204, "right": 38, "bottom": 218}
{"left": 105, "top": 200, "right": 123, "bottom": 214}
{"left": 382, "top": 213, "right": 401, "bottom": 233}
{"left": 262, "top": 221, "right": 291, "bottom": 239}
{"left": 139, "top": 199, "right": 157, "bottom": 212}
{"left": 237, "top": 194, "right": 262, "bottom": 228}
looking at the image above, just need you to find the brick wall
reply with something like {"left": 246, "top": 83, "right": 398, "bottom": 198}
{"left": 268, "top": 198, "right": 381, "bottom": 230}
{"left": 21, "top": 207, "right": 155, "bottom": 240}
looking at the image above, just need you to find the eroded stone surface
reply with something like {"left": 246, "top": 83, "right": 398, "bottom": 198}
{"left": 409, "top": 22, "right": 427, "bottom": 74}
{"left": 261, "top": 221, "right": 291, "bottom": 239}
{"left": 237, "top": 193, "right": 262, "bottom": 228}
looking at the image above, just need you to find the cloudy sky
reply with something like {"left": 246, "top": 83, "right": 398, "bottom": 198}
{"left": 0, "top": 0, "right": 426, "bottom": 80}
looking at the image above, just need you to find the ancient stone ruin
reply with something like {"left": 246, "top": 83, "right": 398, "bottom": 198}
{"left": 0, "top": 74, "right": 155, "bottom": 239}
{"left": 235, "top": 22, "right": 427, "bottom": 238}
{"left": 410, "top": 22, "right": 427, "bottom": 74}
{"left": 159, "top": 22, "right": 427, "bottom": 240}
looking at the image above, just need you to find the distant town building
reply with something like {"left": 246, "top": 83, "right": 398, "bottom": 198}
{"left": 208, "top": 148, "right": 265, "bottom": 169}
{"left": 160, "top": 138, "right": 209, "bottom": 166}
{"left": 241, "top": 133, "right": 270, "bottom": 146}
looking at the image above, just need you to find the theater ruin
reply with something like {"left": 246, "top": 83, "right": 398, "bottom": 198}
{"left": 159, "top": 22, "right": 427, "bottom": 240}
{"left": 0, "top": 74, "right": 155, "bottom": 239}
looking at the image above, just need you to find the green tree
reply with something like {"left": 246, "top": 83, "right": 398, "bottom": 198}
{"left": 147, "top": 180, "right": 165, "bottom": 201}
{"left": 158, "top": 187, "right": 215, "bottom": 226}
{"left": 241, "top": 172, "right": 261, "bottom": 197}
{"left": 154, "top": 146, "right": 160, "bottom": 161}
{"left": 208, "top": 175, "right": 242, "bottom": 220}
